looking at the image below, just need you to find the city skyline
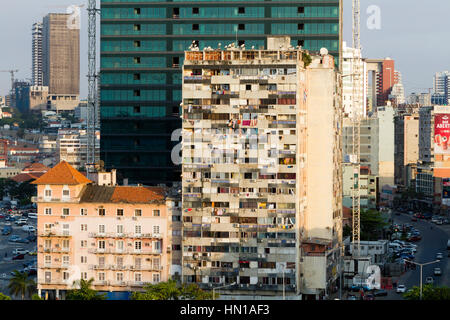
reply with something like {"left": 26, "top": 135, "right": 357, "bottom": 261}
{"left": 1, "top": 1, "right": 449, "bottom": 98}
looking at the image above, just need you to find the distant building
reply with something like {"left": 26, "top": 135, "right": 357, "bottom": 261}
{"left": 32, "top": 161, "right": 181, "bottom": 300}
{"left": 32, "top": 22, "right": 44, "bottom": 87}
{"left": 343, "top": 164, "right": 377, "bottom": 209}
{"left": 57, "top": 128, "right": 100, "bottom": 170}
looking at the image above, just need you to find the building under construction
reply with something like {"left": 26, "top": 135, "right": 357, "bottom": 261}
{"left": 181, "top": 37, "right": 342, "bottom": 299}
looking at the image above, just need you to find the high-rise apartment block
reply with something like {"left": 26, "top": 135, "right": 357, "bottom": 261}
{"left": 181, "top": 37, "right": 342, "bottom": 299}
{"left": 342, "top": 41, "right": 366, "bottom": 117}
{"left": 100, "top": 0, "right": 341, "bottom": 185}
{"left": 32, "top": 22, "right": 44, "bottom": 87}
{"left": 32, "top": 161, "right": 182, "bottom": 300}
{"left": 42, "top": 13, "right": 80, "bottom": 96}
{"left": 57, "top": 128, "right": 100, "bottom": 170}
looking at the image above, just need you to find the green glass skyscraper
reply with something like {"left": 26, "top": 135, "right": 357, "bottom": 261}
{"left": 100, "top": 0, "right": 341, "bottom": 185}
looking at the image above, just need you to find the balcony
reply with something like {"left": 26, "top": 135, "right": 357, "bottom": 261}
{"left": 88, "top": 232, "right": 163, "bottom": 239}
{"left": 88, "top": 248, "right": 162, "bottom": 255}
{"left": 40, "top": 264, "right": 70, "bottom": 269}
{"left": 38, "top": 247, "right": 70, "bottom": 253}
{"left": 39, "top": 231, "right": 71, "bottom": 238}
{"left": 33, "top": 196, "right": 80, "bottom": 203}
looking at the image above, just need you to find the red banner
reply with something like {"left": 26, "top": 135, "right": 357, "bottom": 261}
{"left": 434, "top": 114, "right": 450, "bottom": 154}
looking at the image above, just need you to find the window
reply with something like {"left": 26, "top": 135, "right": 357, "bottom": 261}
{"left": 153, "top": 240, "right": 161, "bottom": 251}
{"left": 117, "top": 257, "right": 123, "bottom": 268}
{"left": 153, "top": 273, "right": 160, "bottom": 283}
{"left": 82, "top": 272, "right": 87, "bottom": 280}
{"left": 238, "top": 24, "right": 245, "bottom": 31}
{"left": 135, "top": 241, "right": 142, "bottom": 251}
{"left": 98, "top": 208, "right": 105, "bottom": 216}
{"left": 153, "top": 226, "right": 160, "bottom": 234}
{"left": 99, "top": 225, "right": 105, "bottom": 234}
{"left": 153, "top": 209, "right": 160, "bottom": 217}
{"left": 99, "top": 256, "right": 105, "bottom": 267}
{"left": 45, "top": 255, "right": 51, "bottom": 265}
{"left": 99, "top": 273, "right": 105, "bottom": 281}
{"left": 80, "top": 208, "right": 87, "bottom": 216}
{"left": 135, "top": 225, "right": 142, "bottom": 234}
{"left": 117, "top": 225, "right": 123, "bottom": 234}
{"left": 173, "top": 8, "right": 179, "bottom": 16}
{"left": 98, "top": 240, "right": 105, "bottom": 249}
{"left": 135, "top": 257, "right": 142, "bottom": 268}
{"left": 81, "top": 240, "right": 87, "bottom": 248}
{"left": 246, "top": 84, "right": 251, "bottom": 91}
{"left": 133, "top": 73, "right": 140, "bottom": 80}
{"left": 133, "top": 24, "right": 141, "bottom": 31}
{"left": 298, "top": 6, "right": 305, "bottom": 14}
{"left": 62, "top": 255, "right": 70, "bottom": 266}
{"left": 81, "top": 256, "right": 87, "bottom": 263}
{"left": 192, "top": 7, "right": 199, "bottom": 14}
{"left": 117, "top": 209, "right": 124, "bottom": 216}
{"left": 45, "top": 208, "right": 52, "bottom": 215}
{"left": 134, "top": 89, "right": 141, "bottom": 97}
{"left": 81, "top": 224, "right": 87, "bottom": 231}
{"left": 134, "top": 57, "right": 141, "bottom": 64}
{"left": 117, "top": 240, "right": 124, "bottom": 251}
{"left": 44, "top": 188, "right": 51, "bottom": 197}
{"left": 298, "top": 40, "right": 304, "bottom": 47}
{"left": 135, "top": 209, "right": 142, "bottom": 217}
{"left": 45, "top": 271, "right": 51, "bottom": 283}
{"left": 192, "top": 24, "right": 199, "bottom": 31}
{"left": 62, "top": 188, "right": 70, "bottom": 197}
{"left": 238, "top": 7, "right": 245, "bottom": 14}
{"left": 44, "top": 240, "right": 51, "bottom": 249}
{"left": 116, "top": 273, "right": 123, "bottom": 281}
{"left": 135, "top": 273, "right": 142, "bottom": 282}
{"left": 172, "top": 57, "right": 179, "bottom": 67}
{"left": 63, "top": 272, "right": 69, "bottom": 280}
{"left": 62, "top": 208, "right": 70, "bottom": 216}
{"left": 297, "top": 23, "right": 304, "bottom": 30}
{"left": 134, "top": 8, "right": 140, "bottom": 15}
{"left": 63, "top": 239, "right": 69, "bottom": 249}
{"left": 134, "top": 40, "right": 141, "bottom": 48}
{"left": 238, "top": 40, "right": 245, "bottom": 47}
{"left": 134, "top": 106, "right": 141, "bottom": 113}
{"left": 153, "top": 257, "right": 160, "bottom": 270}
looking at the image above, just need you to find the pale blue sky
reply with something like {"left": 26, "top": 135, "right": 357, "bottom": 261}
{"left": 0, "top": 0, "right": 449, "bottom": 98}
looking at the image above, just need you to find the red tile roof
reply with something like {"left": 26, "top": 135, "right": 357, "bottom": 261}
{"left": 22, "top": 162, "right": 50, "bottom": 172}
{"left": 110, "top": 186, "right": 165, "bottom": 203}
{"left": 31, "top": 161, "right": 92, "bottom": 185}
{"left": 11, "top": 172, "right": 44, "bottom": 183}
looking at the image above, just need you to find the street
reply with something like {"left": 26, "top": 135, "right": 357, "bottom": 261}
{"left": 378, "top": 211, "right": 449, "bottom": 300}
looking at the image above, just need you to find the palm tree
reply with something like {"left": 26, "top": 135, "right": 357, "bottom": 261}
{"left": 8, "top": 270, "right": 36, "bottom": 300}
{"left": 66, "top": 278, "right": 106, "bottom": 300}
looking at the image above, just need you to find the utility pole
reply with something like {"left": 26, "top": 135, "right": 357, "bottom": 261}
{"left": 406, "top": 259, "right": 440, "bottom": 300}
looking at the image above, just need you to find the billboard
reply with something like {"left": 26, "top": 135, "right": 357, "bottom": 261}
{"left": 442, "top": 178, "right": 450, "bottom": 206}
{"left": 434, "top": 114, "right": 450, "bottom": 154}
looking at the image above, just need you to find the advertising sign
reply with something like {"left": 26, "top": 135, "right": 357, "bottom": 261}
{"left": 434, "top": 114, "right": 450, "bottom": 154}
{"left": 442, "top": 178, "right": 450, "bottom": 205}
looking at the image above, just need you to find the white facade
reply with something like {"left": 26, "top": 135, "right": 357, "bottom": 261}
{"left": 342, "top": 42, "right": 367, "bottom": 118}
{"left": 57, "top": 128, "right": 100, "bottom": 169}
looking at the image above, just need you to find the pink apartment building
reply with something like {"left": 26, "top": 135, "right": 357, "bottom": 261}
{"left": 32, "top": 161, "right": 181, "bottom": 300}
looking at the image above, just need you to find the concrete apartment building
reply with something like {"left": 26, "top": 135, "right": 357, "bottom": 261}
{"left": 32, "top": 161, "right": 182, "bottom": 300}
{"left": 343, "top": 164, "right": 377, "bottom": 209}
{"left": 181, "top": 37, "right": 342, "bottom": 300}
{"left": 57, "top": 128, "right": 100, "bottom": 170}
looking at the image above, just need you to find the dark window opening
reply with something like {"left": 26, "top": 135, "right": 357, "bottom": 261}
{"left": 298, "top": 23, "right": 304, "bottom": 30}
{"left": 172, "top": 106, "right": 179, "bottom": 115}
{"left": 238, "top": 7, "right": 245, "bottom": 14}
{"left": 298, "top": 7, "right": 305, "bottom": 14}
{"left": 246, "top": 84, "right": 251, "bottom": 91}
{"left": 134, "top": 24, "right": 141, "bottom": 31}
{"left": 192, "top": 24, "right": 199, "bottom": 30}
{"left": 192, "top": 7, "right": 199, "bottom": 14}
{"left": 134, "top": 57, "right": 141, "bottom": 64}
{"left": 134, "top": 106, "right": 141, "bottom": 113}
{"left": 134, "top": 40, "right": 141, "bottom": 48}
{"left": 133, "top": 73, "right": 140, "bottom": 80}
{"left": 238, "top": 24, "right": 245, "bottom": 31}
{"left": 134, "top": 8, "right": 141, "bottom": 15}
{"left": 133, "top": 90, "right": 140, "bottom": 97}
{"left": 238, "top": 40, "right": 245, "bottom": 47}
{"left": 173, "top": 8, "right": 179, "bottom": 17}
{"left": 297, "top": 40, "right": 304, "bottom": 47}
{"left": 172, "top": 57, "right": 180, "bottom": 67}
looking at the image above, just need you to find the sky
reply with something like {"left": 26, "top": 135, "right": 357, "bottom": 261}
{"left": 0, "top": 0, "right": 449, "bottom": 98}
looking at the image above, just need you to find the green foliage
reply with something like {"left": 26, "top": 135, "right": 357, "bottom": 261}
{"left": 131, "top": 279, "right": 217, "bottom": 300}
{"left": 65, "top": 278, "right": 107, "bottom": 300}
{"left": 360, "top": 209, "right": 388, "bottom": 241}
{"left": 302, "top": 53, "right": 312, "bottom": 67}
{"left": 343, "top": 224, "right": 352, "bottom": 238}
{"left": 8, "top": 270, "right": 36, "bottom": 300}
{"left": 403, "top": 285, "right": 450, "bottom": 300}
{"left": 31, "top": 293, "right": 43, "bottom": 300}
{"left": 0, "top": 109, "right": 44, "bottom": 131}
{"left": 0, "top": 292, "right": 12, "bottom": 300}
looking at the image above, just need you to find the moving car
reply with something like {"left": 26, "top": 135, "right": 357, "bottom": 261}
{"left": 426, "top": 277, "right": 434, "bottom": 284}
{"left": 434, "top": 268, "right": 442, "bottom": 276}
{"left": 396, "top": 285, "right": 407, "bottom": 293}
{"left": 12, "top": 248, "right": 29, "bottom": 255}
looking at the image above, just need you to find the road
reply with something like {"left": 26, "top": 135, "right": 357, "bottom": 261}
{"left": 379, "top": 211, "right": 449, "bottom": 300}
{"left": 0, "top": 219, "right": 37, "bottom": 298}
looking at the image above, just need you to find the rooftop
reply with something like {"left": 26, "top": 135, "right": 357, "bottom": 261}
{"left": 31, "top": 161, "right": 92, "bottom": 185}
{"left": 79, "top": 185, "right": 166, "bottom": 204}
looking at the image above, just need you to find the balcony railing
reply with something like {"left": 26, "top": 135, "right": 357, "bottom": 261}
{"left": 38, "top": 247, "right": 70, "bottom": 253}
{"left": 88, "top": 248, "right": 162, "bottom": 255}
{"left": 88, "top": 232, "right": 163, "bottom": 239}
{"left": 88, "top": 265, "right": 163, "bottom": 271}
{"left": 39, "top": 231, "right": 71, "bottom": 237}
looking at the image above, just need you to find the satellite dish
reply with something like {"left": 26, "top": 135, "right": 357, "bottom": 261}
{"left": 320, "top": 48, "right": 329, "bottom": 56}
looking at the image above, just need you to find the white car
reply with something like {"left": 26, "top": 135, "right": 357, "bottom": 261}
{"left": 22, "top": 225, "right": 36, "bottom": 232}
{"left": 436, "top": 253, "right": 444, "bottom": 259}
{"left": 12, "top": 248, "right": 29, "bottom": 255}
{"left": 396, "top": 285, "right": 407, "bottom": 293}
{"left": 434, "top": 268, "right": 442, "bottom": 276}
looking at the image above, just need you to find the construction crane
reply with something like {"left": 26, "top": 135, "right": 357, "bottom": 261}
{"left": 351, "top": 0, "right": 361, "bottom": 258}
{"left": 0, "top": 69, "right": 19, "bottom": 96}
{"left": 86, "top": 0, "right": 100, "bottom": 178}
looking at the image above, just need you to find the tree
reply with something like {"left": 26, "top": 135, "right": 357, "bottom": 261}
{"left": 65, "top": 278, "right": 107, "bottom": 300}
{"left": 0, "top": 293, "right": 11, "bottom": 300}
{"left": 8, "top": 270, "right": 36, "bottom": 300}
{"left": 359, "top": 209, "right": 388, "bottom": 241}
{"left": 31, "top": 293, "right": 43, "bottom": 300}
{"left": 403, "top": 284, "right": 450, "bottom": 300}
{"left": 131, "top": 279, "right": 216, "bottom": 300}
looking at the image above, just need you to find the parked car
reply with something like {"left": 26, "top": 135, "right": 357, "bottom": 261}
{"left": 396, "top": 285, "right": 407, "bottom": 293}
{"left": 22, "top": 225, "right": 35, "bottom": 232}
{"left": 12, "top": 254, "right": 25, "bottom": 260}
{"left": 434, "top": 268, "right": 442, "bottom": 276}
{"left": 436, "top": 220, "right": 443, "bottom": 225}
{"left": 8, "top": 235, "right": 21, "bottom": 242}
{"left": 25, "top": 235, "right": 36, "bottom": 242}
{"left": 12, "top": 248, "right": 29, "bottom": 255}
{"left": 15, "top": 218, "right": 28, "bottom": 226}
{"left": 426, "top": 277, "right": 434, "bottom": 284}
{"left": 437, "top": 253, "right": 444, "bottom": 259}
{"left": 373, "top": 289, "right": 388, "bottom": 297}
{"left": 15, "top": 238, "right": 30, "bottom": 244}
